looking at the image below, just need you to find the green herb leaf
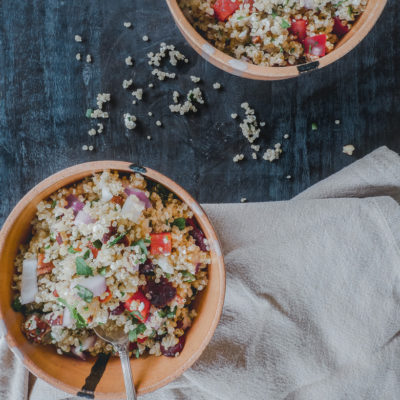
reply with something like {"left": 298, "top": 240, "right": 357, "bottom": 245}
{"left": 86, "top": 108, "right": 93, "bottom": 118}
{"left": 11, "top": 297, "right": 24, "bottom": 313}
{"left": 311, "top": 122, "right": 318, "bottom": 131}
{"left": 166, "top": 306, "right": 177, "bottom": 319}
{"left": 108, "top": 232, "right": 127, "bottom": 247}
{"left": 180, "top": 270, "right": 196, "bottom": 282}
{"left": 135, "top": 348, "right": 140, "bottom": 358}
{"left": 171, "top": 218, "right": 186, "bottom": 231}
{"left": 68, "top": 246, "right": 78, "bottom": 254}
{"left": 99, "top": 267, "right": 107, "bottom": 276}
{"left": 128, "top": 323, "right": 146, "bottom": 342}
{"left": 75, "top": 257, "right": 93, "bottom": 276}
{"left": 280, "top": 20, "right": 290, "bottom": 29}
{"left": 74, "top": 284, "right": 94, "bottom": 303}
{"left": 57, "top": 298, "right": 87, "bottom": 329}
{"left": 51, "top": 200, "right": 57, "bottom": 209}
{"left": 92, "top": 239, "right": 102, "bottom": 249}
{"left": 83, "top": 249, "right": 90, "bottom": 260}
{"left": 130, "top": 310, "right": 143, "bottom": 321}
{"left": 44, "top": 244, "right": 51, "bottom": 249}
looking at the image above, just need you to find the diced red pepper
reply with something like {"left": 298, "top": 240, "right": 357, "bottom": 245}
{"left": 87, "top": 243, "right": 99, "bottom": 259}
{"left": 150, "top": 233, "right": 172, "bottom": 255}
{"left": 53, "top": 289, "right": 59, "bottom": 298}
{"left": 37, "top": 254, "right": 55, "bottom": 276}
{"left": 137, "top": 337, "right": 147, "bottom": 344}
{"left": 332, "top": 17, "right": 349, "bottom": 37}
{"left": 111, "top": 195, "right": 124, "bottom": 206}
{"left": 99, "top": 287, "right": 113, "bottom": 303}
{"left": 213, "top": 0, "right": 240, "bottom": 21}
{"left": 304, "top": 34, "right": 327, "bottom": 57}
{"left": 289, "top": 19, "right": 308, "bottom": 42}
{"left": 124, "top": 290, "right": 150, "bottom": 323}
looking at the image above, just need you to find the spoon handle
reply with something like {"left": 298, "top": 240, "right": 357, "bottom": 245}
{"left": 116, "top": 344, "right": 137, "bottom": 400}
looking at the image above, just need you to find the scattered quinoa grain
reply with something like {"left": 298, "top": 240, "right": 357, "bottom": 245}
{"left": 233, "top": 154, "right": 244, "bottom": 163}
{"left": 190, "top": 75, "right": 201, "bottom": 83}
{"left": 148, "top": 112, "right": 153, "bottom": 117}
{"left": 259, "top": 121, "right": 266, "bottom": 127}
{"left": 75, "top": 53, "right": 81, "bottom": 61}
{"left": 74, "top": 35, "right": 82, "bottom": 42}
{"left": 122, "top": 79, "right": 133, "bottom": 89}
{"left": 335, "top": 119, "right": 341, "bottom": 125}
{"left": 212, "top": 82, "right": 221, "bottom": 89}
{"left": 82, "top": 145, "right": 88, "bottom": 151}
{"left": 286, "top": 175, "right": 292, "bottom": 180}
{"left": 343, "top": 144, "right": 355, "bottom": 156}
{"left": 147, "top": 135, "right": 152, "bottom": 140}
{"left": 125, "top": 56, "right": 133, "bottom": 66}
{"left": 88, "top": 145, "right": 94, "bottom": 151}
{"left": 156, "top": 120, "right": 162, "bottom": 127}
{"left": 148, "top": 83, "right": 154, "bottom": 88}
{"left": 240, "top": 198, "right": 247, "bottom": 203}
{"left": 262, "top": 143, "right": 282, "bottom": 162}
{"left": 142, "top": 35, "right": 149, "bottom": 41}
{"left": 86, "top": 54, "right": 92, "bottom": 63}
{"left": 123, "top": 22, "right": 132, "bottom": 28}
{"left": 284, "top": 134, "right": 290, "bottom": 139}
{"left": 97, "top": 123, "right": 104, "bottom": 133}
{"left": 231, "top": 113, "right": 238, "bottom": 119}
{"left": 123, "top": 113, "right": 137, "bottom": 130}
{"left": 88, "top": 128, "right": 97, "bottom": 136}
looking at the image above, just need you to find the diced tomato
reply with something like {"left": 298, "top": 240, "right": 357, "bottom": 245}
{"left": 23, "top": 315, "right": 50, "bottom": 343}
{"left": 87, "top": 316, "right": 93, "bottom": 323}
{"left": 99, "top": 287, "right": 112, "bottom": 303}
{"left": 53, "top": 289, "right": 59, "bottom": 298}
{"left": 150, "top": 233, "right": 172, "bottom": 255}
{"left": 102, "top": 226, "right": 117, "bottom": 244}
{"left": 137, "top": 337, "right": 147, "bottom": 344}
{"left": 332, "top": 17, "right": 349, "bottom": 37}
{"left": 175, "top": 295, "right": 185, "bottom": 305}
{"left": 124, "top": 290, "right": 151, "bottom": 323}
{"left": 37, "top": 254, "right": 55, "bottom": 276}
{"left": 252, "top": 35, "right": 262, "bottom": 44}
{"left": 87, "top": 243, "right": 99, "bottom": 259}
{"left": 304, "top": 34, "right": 327, "bottom": 57}
{"left": 111, "top": 195, "right": 124, "bottom": 206}
{"left": 213, "top": 0, "right": 240, "bottom": 21}
{"left": 289, "top": 19, "right": 307, "bottom": 42}
{"left": 55, "top": 233, "right": 63, "bottom": 245}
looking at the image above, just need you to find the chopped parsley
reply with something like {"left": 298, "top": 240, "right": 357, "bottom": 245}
{"left": 280, "top": 20, "right": 290, "bottom": 29}
{"left": 180, "top": 270, "right": 196, "bottom": 282}
{"left": 57, "top": 298, "right": 87, "bottom": 329}
{"left": 171, "top": 218, "right": 186, "bottom": 231}
{"left": 51, "top": 200, "right": 57, "bottom": 209}
{"left": 99, "top": 267, "right": 107, "bottom": 276}
{"left": 108, "top": 232, "right": 127, "bottom": 247}
{"left": 83, "top": 249, "right": 90, "bottom": 260}
{"left": 86, "top": 108, "right": 93, "bottom": 118}
{"left": 92, "top": 239, "right": 103, "bottom": 249}
{"left": 68, "top": 246, "right": 79, "bottom": 254}
{"left": 128, "top": 323, "right": 146, "bottom": 342}
{"left": 311, "top": 122, "right": 318, "bottom": 131}
{"left": 75, "top": 257, "right": 93, "bottom": 276}
{"left": 74, "top": 284, "right": 94, "bottom": 303}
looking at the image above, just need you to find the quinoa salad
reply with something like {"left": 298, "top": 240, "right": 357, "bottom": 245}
{"left": 178, "top": 0, "right": 368, "bottom": 66}
{"left": 11, "top": 171, "right": 210, "bottom": 360}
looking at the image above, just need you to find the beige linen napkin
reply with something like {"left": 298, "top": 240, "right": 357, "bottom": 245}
{"left": 1, "top": 146, "right": 400, "bottom": 400}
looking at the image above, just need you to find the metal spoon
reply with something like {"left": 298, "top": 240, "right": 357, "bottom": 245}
{"left": 94, "top": 323, "right": 137, "bottom": 400}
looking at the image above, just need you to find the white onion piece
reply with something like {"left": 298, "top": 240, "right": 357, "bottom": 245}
{"left": 62, "top": 307, "right": 73, "bottom": 328}
{"left": 75, "top": 276, "right": 106, "bottom": 297}
{"left": 155, "top": 256, "right": 174, "bottom": 274}
{"left": 101, "top": 186, "right": 113, "bottom": 202}
{"left": 121, "top": 195, "right": 145, "bottom": 223}
{"left": 74, "top": 210, "right": 96, "bottom": 226}
{"left": 124, "top": 188, "right": 152, "bottom": 209}
{"left": 80, "top": 336, "right": 97, "bottom": 351}
{"left": 21, "top": 259, "right": 38, "bottom": 305}
{"left": 71, "top": 346, "right": 87, "bottom": 360}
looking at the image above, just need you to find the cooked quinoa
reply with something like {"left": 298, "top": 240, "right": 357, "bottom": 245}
{"left": 12, "top": 171, "right": 210, "bottom": 360}
{"left": 178, "top": 0, "right": 368, "bottom": 66}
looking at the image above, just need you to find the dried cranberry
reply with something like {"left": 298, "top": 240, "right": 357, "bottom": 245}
{"left": 121, "top": 235, "right": 130, "bottom": 247}
{"left": 128, "top": 341, "right": 138, "bottom": 352}
{"left": 110, "top": 302, "right": 125, "bottom": 316}
{"left": 160, "top": 335, "right": 186, "bottom": 357}
{"left": 145, "top": 278, "right": 176, "bottom": 308}
{"left": 186, "top": 218, "right": 207, "bottom": 251}
{"left": 102, "top": 226, "right": 117, "bottom": 244}
{"left": 139, "top": 259, "right": 155, "bottom": 275}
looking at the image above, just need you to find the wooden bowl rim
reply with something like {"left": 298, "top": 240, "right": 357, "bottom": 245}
{"left": 0, "top": 161, "right": 226, "bottom": 398}
{"left": 166, "top": 0, "right": 387, "bottom": 80}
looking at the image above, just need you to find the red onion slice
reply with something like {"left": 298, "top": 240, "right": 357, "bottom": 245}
{"left": 21, "top": 259, "right": 38, "bottom": 305}
{"left": 71, "top": 346, "right": 87, "bottom": 360}
{"left": 65, "top": 194, "right": 84, "bottom": 216}
{"left": 121, "top": 195, "right": 146, "bottom": 223}
{"left": 80, "top": 336, "right": 97, "bottom": 351}
{"left": 124, "top": 188, "right": 152, "bottom": 209}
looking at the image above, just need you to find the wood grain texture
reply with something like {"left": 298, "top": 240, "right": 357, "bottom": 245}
{"left": 0, "top": 0, "right": 399, "bottom": 226}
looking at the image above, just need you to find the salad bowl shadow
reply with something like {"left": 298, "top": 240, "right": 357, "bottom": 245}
{"left": 0, "top": 161, "right": 225, "bottom": 399}
{"left": 166, "top": 0, "right": 387, "bottom": 80}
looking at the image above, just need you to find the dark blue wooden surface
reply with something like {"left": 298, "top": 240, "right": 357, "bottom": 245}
{"left": 1, "top": 0, "right": 399, "bottom": 225}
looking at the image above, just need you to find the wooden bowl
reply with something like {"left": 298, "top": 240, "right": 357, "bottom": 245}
{"left": 0, "top": 161, "right": 225, "bottom": 398}
{"left": 166, "top": 0, "right": 387, "bottom": 80}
